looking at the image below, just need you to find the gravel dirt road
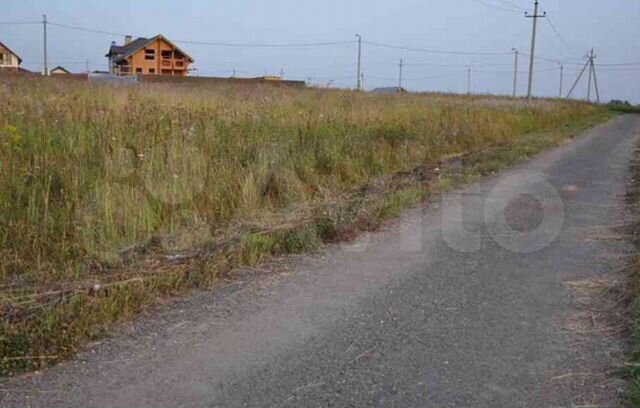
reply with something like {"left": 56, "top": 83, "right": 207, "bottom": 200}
{"left": 2, "top": 115, "right": 639, "bottom": 408}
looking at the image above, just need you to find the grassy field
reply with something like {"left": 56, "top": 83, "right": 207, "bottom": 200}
{"left": 0, "top": 77, "right": 609, "bottom": 374}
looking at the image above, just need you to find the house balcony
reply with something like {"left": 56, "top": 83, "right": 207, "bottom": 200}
{"left": 160, "top": 59, "right": 186, "bottom": 68}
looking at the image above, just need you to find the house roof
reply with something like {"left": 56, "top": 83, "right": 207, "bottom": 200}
{"left": 0, "top": 40, "right": 22, "bottom": 64}
{"left": 106, "top": 35, "right": 194, "bottom": 63}
{"left": 51, "top": 66, "right": 71, "bottom": 74}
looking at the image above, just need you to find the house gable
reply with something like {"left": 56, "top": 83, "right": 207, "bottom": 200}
{"left": 51, "top": 66, "right": 71, "bottom": 74}
{"left": 0, "top": 41, "right": 22, "bottom": 69}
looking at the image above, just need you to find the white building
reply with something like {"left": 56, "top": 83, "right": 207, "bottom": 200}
{"left": 0, "top": 41, "right": 22, "bottom": 71}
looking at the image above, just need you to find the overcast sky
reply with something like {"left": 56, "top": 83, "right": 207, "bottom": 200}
{"left": 3, "top": 0, "right": 639, "bottom": 102}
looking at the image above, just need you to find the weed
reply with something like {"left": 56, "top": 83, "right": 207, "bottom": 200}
{"left": 0, "top": 76, "right": 609, "bottom": 374}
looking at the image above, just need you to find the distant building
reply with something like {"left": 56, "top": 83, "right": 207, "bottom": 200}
{"left": 106, "top": 35, "right": 194, "bottom": 77}
{"left": 51, "top": 66, "right": 71, "bottom": 75}
{"left": 255, "top": 76, "right": 282, "bottom": 81}
{"left": 372, "top": 87, "right": 408, "bottom": 94}
{"left": 0, "top": 40, "right": 22, "bottom": 71}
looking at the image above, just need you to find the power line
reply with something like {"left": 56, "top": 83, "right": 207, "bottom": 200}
{"left": 519, "top": 51, "right": 583, "bottom": 65}
{"left": 365, "top": 75, "right": 397, "bottom": 81}
{"left": 23, "top": 60, "right": 96, "bottom": 65}
{"left": 403, "top": 61, "right": 523, "bottom": 68}
{"left": 531, "top": 54, "right": 639, "bottom": 67}
{"left": 48, "top": 21, "right": 355, "bottom": 48}
{"left": 469, "top": 0, "right": 523, "bottom": 13}
{"left": 363, "top": 40, "right": 511, "bottom": 56}
{"left": 597, "top": 62, "right": 640, "bottom": 67}
{"left": 48, "top": 21, "right": 126, "bottom": 37}
{"left": 6, "top": 15, "right": 639, "bottom": 100}
{"left": 545, "top": 16, "right": 576, "bottom": 52}
{"left": 592, "top": 67, "right": 640, "bottom": 72}
{"left": 474, "top": 67, "right": 557, "bottom": 74}
{"left": 174, "top": 38, "right": 355, "bottom": 48}
{"left": 404, "top": 70, "right": 469, "bottom": 81}
{"left": 0, "top": 21, "right": 41, "bottom": 25}
{"left": 494, "top": 0, "right": 528, "bottom": 11}
{"left": 403, "top": 62, "right": 471, "bottom": 67}
{"left": 537, "top": 25, "right": 572, "bottom": 57}
{"left": 35, "top": 18, "right": 640, "bottom": 66}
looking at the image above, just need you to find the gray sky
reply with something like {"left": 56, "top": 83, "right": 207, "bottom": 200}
{"left": 3, "top": 0, "right": 640, "bottom": 102}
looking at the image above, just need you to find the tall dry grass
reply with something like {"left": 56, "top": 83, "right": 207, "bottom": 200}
{"left": 0, "top": 77, "right": 611, "bottom": 373}
{"left": 0, "top": 78, "right": 601, "bottom": 288}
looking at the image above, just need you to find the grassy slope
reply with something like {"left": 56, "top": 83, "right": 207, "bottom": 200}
{"left": 0, "top": 77, "right": 609, "bottom": 374}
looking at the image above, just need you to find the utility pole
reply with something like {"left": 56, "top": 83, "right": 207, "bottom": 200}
{"left": 86, "top": 59, "right": 90, "bottom": 74}
{"left": 566, "top": 55, "right": 590, "bottom": 99}
{"left": 586, "top": 49, "right": 600, "bottom": 103}
{"left": 398, "top": 58, "right": 404, "bottom": 91}
{"left": 512, "top": 48, "right": 519, "bottom": 98}
{"left": 566, "top": 49, "right": 599, "bottom": 103}
{"left": 558, "top": 63, "right": 563, "bottom": 98}
{"left": 467, "top": 65, "right": 472, "bottom": 95}
{"left": 232, "top": 68, "right": 236, "bottom": 78}
{"left": 525, "top": 1, "right": 546, "bottom": 99}
{"left": 356, "top": 34, "right": 362, "bottom": 91}
{"left": 587, "top": 48, "right": 593, "bottom": 102}
{"left": 42, "top": 14, "right": 48, "bottom": 76}
{"left": 280, "top": 68, "right": 285, "bottom": 78}
{"left": 591, "top": 51, "right": 600, "bottom": 103}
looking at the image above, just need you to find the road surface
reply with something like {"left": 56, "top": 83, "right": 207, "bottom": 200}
{"left": 2, "top": 115, "right": 639, "bottom": 408}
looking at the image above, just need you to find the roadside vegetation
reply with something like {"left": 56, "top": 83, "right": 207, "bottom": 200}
{"left": 0, "top": 77, "right": 608, "bottom": 374}
{"left": 624, "top": 147, "right": 640, "bottom": 406}
{"left": 627, "top": 281, "right": 640, "bottom": 406}
{"left": 608, "top": 100, "right": 640, "bottom": 115}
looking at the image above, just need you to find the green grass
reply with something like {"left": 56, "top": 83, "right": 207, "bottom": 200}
{"left": 0, "top": 77, "right": 610, "bottom": 374}
{"left": 609, "top": 103, "right": 640, "bottom": 114}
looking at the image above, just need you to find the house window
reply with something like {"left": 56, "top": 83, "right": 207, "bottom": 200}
{"left": 0, "top": 53, "right": 4, "bottom": 64}
{"left": 161, "top": 50, "right": 172, "bottom": 59}
{"left": 161, "top": 69, "right": 171, "bottom": 75}
{"left": 136, "top": 68, "right": 143, "bottom": 74}
{"left": 149, "top": 68, "right": 155, "bottom": 74}
{"left": 145, "top": 49, "right": 155, "bottom": 60}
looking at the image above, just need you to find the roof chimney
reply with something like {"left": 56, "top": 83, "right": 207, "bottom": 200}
{"left": 124, "top": 35, "right": 132, "bottom": 45}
